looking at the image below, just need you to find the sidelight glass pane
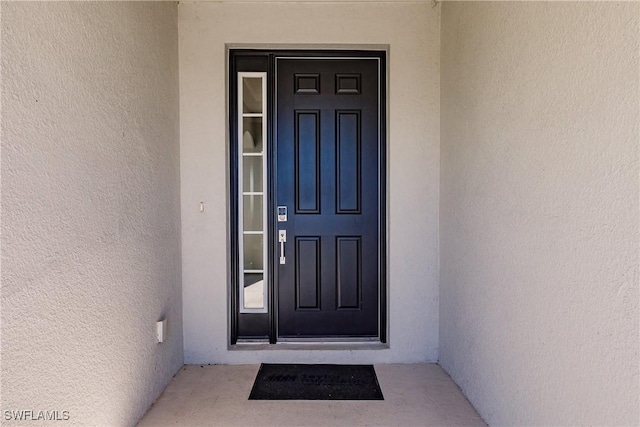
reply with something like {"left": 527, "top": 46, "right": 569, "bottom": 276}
{"left": 243, "top": 273, "right": 264, "bottom": 309}
{"left": 242, "top": 117, "right": 263, "bottom": 153}
{"left": 243, "top": 234, "right": 263, "bottom": 270}
{"left": 243, "top": 156, "right": 263, "bottom": 192}
{"left": 243, "top": 195, "right": 263, "bottom": 231}
{"left": 238, "top": 72, "right": 267, "bottom": 314}
{"left": 243, "top": 78, "right": 263, "bottom": 114}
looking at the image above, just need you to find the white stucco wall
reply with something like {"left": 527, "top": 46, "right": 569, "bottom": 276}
{"left": 179, "top": 1, "right": 440, "bottom": 364}
{"left": 440, "top": 2, "right": 639, "bottom": 425}
{"left": 1, "top": 2, "right": 183, "bottom": 425}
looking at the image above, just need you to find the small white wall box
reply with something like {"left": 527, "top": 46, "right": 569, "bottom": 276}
{"left": 156, "top": 319, "right": 167, "bottom": 343}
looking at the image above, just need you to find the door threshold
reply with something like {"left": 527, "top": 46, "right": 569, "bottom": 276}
{"left": 230, "top": 340, "right": 389, "bottom": 351}
{"left": 278, "top": 336, "right": 380, "bottom": 343}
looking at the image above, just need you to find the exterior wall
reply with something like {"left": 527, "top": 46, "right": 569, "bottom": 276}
{"left": 1, "top": 2, "right": 183, "bottom": 425}
{"left": 440, "top": 2, "right": 639, "bottom": 425}
{"left": 179, "top": 1, "right": 440, "bottom": 363}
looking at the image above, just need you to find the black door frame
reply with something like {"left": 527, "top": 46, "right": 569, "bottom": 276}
{"left": 229, "top": 49, "right": 387, "bottom": 345}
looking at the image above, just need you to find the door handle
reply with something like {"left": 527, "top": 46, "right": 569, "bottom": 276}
{"left": 278, "top": 230, "right": 287, "bottom": 264}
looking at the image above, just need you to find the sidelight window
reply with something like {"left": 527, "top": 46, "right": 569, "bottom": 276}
{"left": 238, "top": 73, "right": 268, "bottom": 312}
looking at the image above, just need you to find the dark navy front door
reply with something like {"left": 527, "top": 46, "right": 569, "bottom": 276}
{"left": 276, "top": 58, "right": 382, "bottom": 338}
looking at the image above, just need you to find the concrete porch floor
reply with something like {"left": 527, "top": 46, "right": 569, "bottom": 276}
{"left": 138, "top": 364, "right": 486, "bottom": 426}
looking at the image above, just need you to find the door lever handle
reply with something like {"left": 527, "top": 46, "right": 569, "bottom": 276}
{"left": 278, "top": 230, "right": 287, "bottom": 264}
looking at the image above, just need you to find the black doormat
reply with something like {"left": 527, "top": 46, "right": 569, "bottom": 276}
{"left": 249, "top": 363, "right": 384, "bottom": 400}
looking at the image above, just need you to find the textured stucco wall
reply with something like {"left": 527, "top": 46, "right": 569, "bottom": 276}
{"left": 440, "top": 2, "right": 639, "bottom": 425}
{"left": 1, "top": 2, "right": 183, "bottom": 425}
{"left": 179, "top": 1, "right": 440, "bottom": 364}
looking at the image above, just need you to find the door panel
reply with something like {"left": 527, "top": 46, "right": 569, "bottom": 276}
{"left": 276, "top": 58, "right": 380, "bottom": 338}
{"left": 336, "top": 236, "right": 361, "bottom": 309}
{"left": 336, "top": 111, "right": 361, "bottom": 213}
{"left": 295, "top": 111, "right": 320, "bottom": 213}
{"left": 295, "top": 236, "right": 321, "bottom": 310}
